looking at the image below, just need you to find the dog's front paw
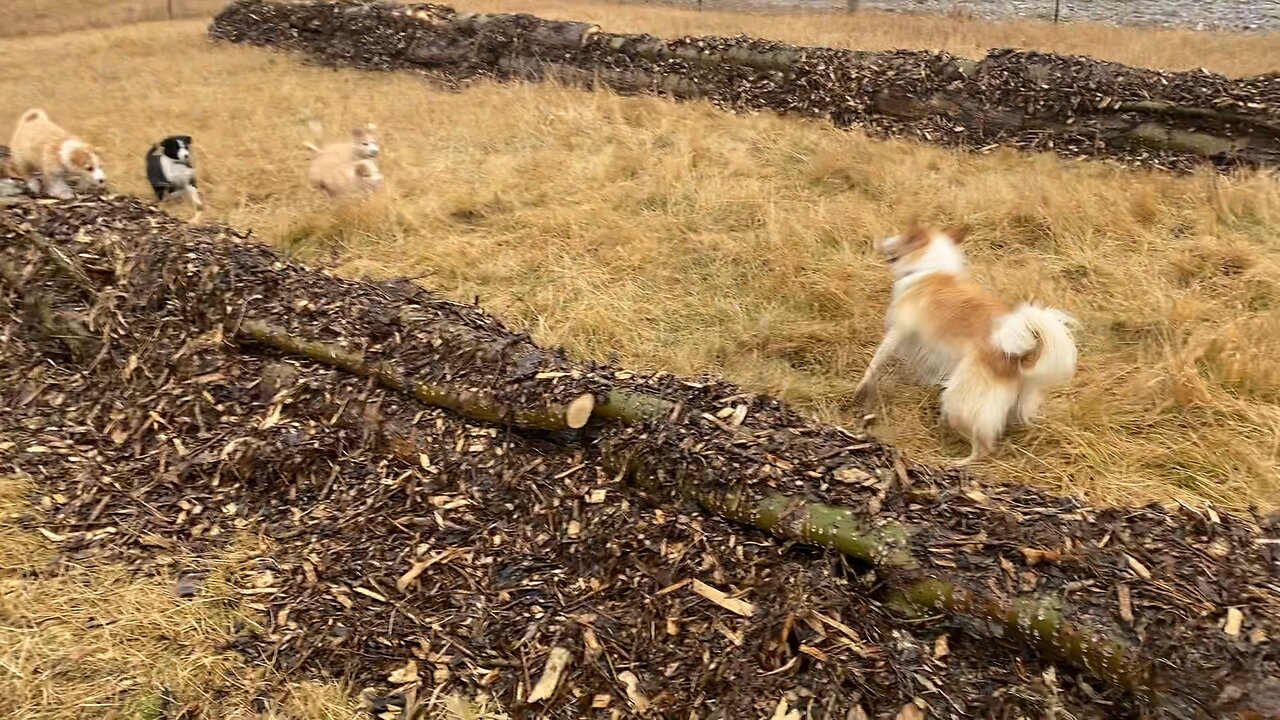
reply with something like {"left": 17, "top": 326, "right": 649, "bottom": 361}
{"left": 852, "top": 382, "right": 877, "bottom": 410}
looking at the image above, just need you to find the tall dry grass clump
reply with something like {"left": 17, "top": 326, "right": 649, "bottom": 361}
{"left": 0, "top": 475, "right": 343, "bottom": 719}
{"left": 0, "top": 474, "right": 503, "bottom": 718}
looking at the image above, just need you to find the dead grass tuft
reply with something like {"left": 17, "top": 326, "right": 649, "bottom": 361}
{"left": 0, "top": 475, "right": 340, "bottom": 718}
{"left": 0, "top": 475, "right": 503, "bottom": 718}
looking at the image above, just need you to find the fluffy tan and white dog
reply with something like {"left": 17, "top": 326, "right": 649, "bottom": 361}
{"left": 853, "top": 223, "right": 1077, "bottom": 465}
{"left": 8, "top": 109, "right": 106, "bottom": 199}
{"left": 304, "top": 120, "right": 382, "bottom": 199}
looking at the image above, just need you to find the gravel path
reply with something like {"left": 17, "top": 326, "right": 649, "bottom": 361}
{"left": 655, "top": 0, "right": 1280, "bottom": 32}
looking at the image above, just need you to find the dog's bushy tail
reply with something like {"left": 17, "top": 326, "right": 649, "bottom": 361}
{"left": 991, "top": 304, "right": 1078, "bottom": 387}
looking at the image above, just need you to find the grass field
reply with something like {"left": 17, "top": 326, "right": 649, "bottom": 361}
{"left": 0, "top": 0, "right": 226, "bottom": 37}
{"left": 2, "top": 0, "right": 1278, "bottom": 716}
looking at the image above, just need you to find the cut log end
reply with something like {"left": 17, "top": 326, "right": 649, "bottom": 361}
{"left": 566, "top": 392, "right": 596, "bottom": 429}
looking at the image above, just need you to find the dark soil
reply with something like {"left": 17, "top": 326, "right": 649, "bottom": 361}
{"left": 2, "top": 194, "right": 1278, "bottom": 719}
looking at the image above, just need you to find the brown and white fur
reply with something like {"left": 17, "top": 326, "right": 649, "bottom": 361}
{"left": 304, "top": 120, "right": 382, "bottom": 199}
{"left": 853, "top": 224, "right": 1077, "bottom": 465}
{"left": 8, "top": 109, "right": 106, "bottom": 199}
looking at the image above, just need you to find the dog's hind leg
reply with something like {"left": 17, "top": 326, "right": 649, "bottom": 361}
{"left": 941, "top": 358, "right": 1017, "bottom": 466}
{"left": 1009, "top": 386, "right": 1045, "bottom": 427}
{"left": 954, "top": 433, "right": 995, "bottom": 467}
{"left": 852, "top": 329, "right": 903, "bottom": 410}
{"left": 18, "top": 160, "right": 42, "bottom": 194}
{"left": 185, "top": 185, "right": 205, "bottom": 223}
{"left": 45, "top": 175, "right": 73, "bottom": 200}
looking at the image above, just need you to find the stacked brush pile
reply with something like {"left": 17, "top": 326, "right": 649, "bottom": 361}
{"left": 2, "top": 195, "right": 1279, "bottom": 718}
{"left": 206, "top": 0, "right": 1280, "bottom": 172}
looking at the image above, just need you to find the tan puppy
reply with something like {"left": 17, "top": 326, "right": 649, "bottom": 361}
{"left": 8, "top": 109, "right": 106, "bottom": 199}
{"left": 854, "top": 223, "right": 1077, "bottom": 465}
{"left": 304, "top": 121, "right": 382, "bottom": 199}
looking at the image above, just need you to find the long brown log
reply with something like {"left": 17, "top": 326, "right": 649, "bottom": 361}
{"left": 890, "top": 579, "right": 1159, "bottom": 704}
{"left": 236, "top": 320, "right": 682, "bottom": 430}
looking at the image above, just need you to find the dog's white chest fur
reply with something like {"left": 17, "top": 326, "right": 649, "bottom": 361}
{"left": 159, "top": 155, "right": 195, "bottom": 188}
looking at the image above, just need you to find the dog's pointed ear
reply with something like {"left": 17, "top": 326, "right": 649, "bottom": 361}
{"left": 366, "top": 122, "right": 377, "bottom": 131}
{"left": 901, "top": 218, "right": 929, "bottom": 246}
{"left": 903, "top": 215, "right": 928, "bottom": 236}
{"left": 944, "top": 224, "right": 972, "bottom": 244}
{"left": 352, "top": 127, "right": 366, "bottom": 140}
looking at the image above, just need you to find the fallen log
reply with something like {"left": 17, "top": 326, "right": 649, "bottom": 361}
{"left": 208, "top": 0, "right": 1280, "bottom": 171}
{"left": 3, "top": 196, "right": 1278, "bottom": 718}
{"left": 1, "top": 294, "right": 1126, "bottom": 718}
{"left": 601, "top": 429, "right": 1166, "bottom": 707}
{"left": 12, "top": 234, "right": 1156, "bottom": 706}
{"left": 8, "top": 235, "right": 1162, "bottom": 702}
{"left": 236, "top": 319, "right": 597, "bottom": 430}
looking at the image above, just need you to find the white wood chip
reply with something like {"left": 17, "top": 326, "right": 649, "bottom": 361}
{"left": 690, "top": 579, "right": 758, "bottom": 617}
{"left": 527, "top": 647, "right": 571, "bottom": 702}
{"left": 617, "top": 671, "right": 649, "bottom": 713}
{"left": 1224, "top": 607, "right": 1244, "bottom": 637}
{"left": 1125, "top": 554, "right": 1152, "bottom": 580}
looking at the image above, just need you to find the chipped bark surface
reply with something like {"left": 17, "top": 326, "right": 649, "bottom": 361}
{"left": 2, "top": 196, "right": 1279, "bottom": 718}
{"left": 207, "top": 0, "right": 1280, "bottom": 171}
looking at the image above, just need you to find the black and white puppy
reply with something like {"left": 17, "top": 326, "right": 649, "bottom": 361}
{"left": 146, "top": 135, "right": 202, "bottom": 216}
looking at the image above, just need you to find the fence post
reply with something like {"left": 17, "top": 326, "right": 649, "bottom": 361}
{"left": 1053, "top": 0, "right": 1061, "bottom": 23}
{"left": 847, "top": 0, "right": 860, "bottom": 11}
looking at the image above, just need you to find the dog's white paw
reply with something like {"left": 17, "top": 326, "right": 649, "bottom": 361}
{"left": 852, "top": 383, "right": 877, "bottom": 410}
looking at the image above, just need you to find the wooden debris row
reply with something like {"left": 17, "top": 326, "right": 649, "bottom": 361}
{"left": 207, "top": 0, "right": 1280, "bottom": 171}
{"left": 2, "top": 196, "right": 1279, "bottom": 718}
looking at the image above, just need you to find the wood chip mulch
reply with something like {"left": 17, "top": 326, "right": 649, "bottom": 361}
{"left": 1, "top": 196, "right": 1278, "bottom": 718}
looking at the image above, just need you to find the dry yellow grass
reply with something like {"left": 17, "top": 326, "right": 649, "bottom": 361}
{"left": 0, "top": 475, "right": 352, "bottom": 718}
{"left": 0, "top": 474, "right": 501, "bottom": 718}
{"left": 0, "top": 0, "right": 226, "bottom": 38}
{"left": 0, "top": 2, "right": 1278, "bottom": 714}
